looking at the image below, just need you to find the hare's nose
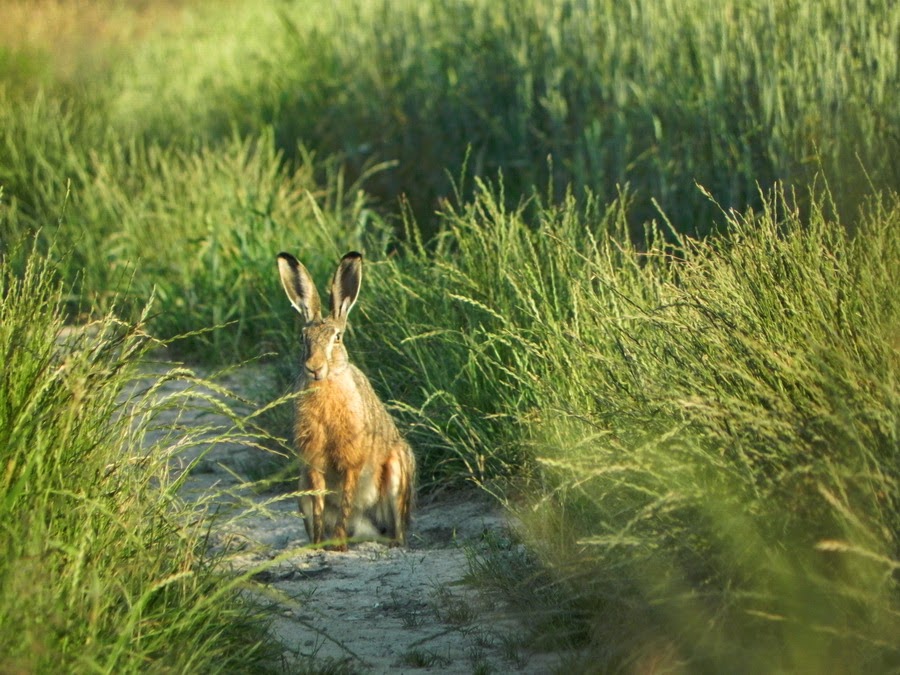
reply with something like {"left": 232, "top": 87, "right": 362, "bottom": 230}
{"left": 305, "top": 362, "right": 327, "bottom": 381}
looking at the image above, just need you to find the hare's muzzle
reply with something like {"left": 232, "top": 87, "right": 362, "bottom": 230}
{"left": 305, "top": 361, "right": 328, "bottom": 381}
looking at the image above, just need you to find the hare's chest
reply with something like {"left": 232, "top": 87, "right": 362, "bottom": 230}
{"left": 298, "top": 379, "right": 368, "bottom": 462}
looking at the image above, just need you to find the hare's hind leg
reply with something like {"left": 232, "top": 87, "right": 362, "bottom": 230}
{"left": 380, "top": 443, "right": 415, "bottom": 546}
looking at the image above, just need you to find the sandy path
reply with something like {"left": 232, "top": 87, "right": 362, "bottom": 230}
{"left": 147, "top": 363, "right": 557, "bottom": 674}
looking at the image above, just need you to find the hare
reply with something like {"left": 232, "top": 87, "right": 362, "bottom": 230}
{"left": 276, "top": 251, "right": 415, "bottom": 550}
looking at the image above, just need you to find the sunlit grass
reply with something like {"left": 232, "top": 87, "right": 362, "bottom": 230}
{"left": 0, "top": 1, "right": 897, "bottom": 670}
{"left": 427, "top": 185, "right": 899, "bottom": 671}
{"left": 0, "top": 0, "right": 191, "bottom": 95}
{"left": 0, "top": 241, "right": 277, "bottom": 672}
{"left": 103, "top": 0, "right": 900, "bottom": 233}
{"left": 4, "top": 0, "right": 896, "bottom": 239}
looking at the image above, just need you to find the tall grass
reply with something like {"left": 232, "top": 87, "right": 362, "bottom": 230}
{"left": 516, "top": 193, "right": 899, "bottom": 672}
{"left": 106, "top": 0, "right": 899, "bottom": 233}
{"left": 6, "top": 0, "right": 897, "bottom": 238}
{"left": 1, "top": 2, "right": 898, "bottom": 669}
{"left": 337, "top": 182, "right": 641, "bottom": 485}
{"left": 0, "top": 241, "right": 276, "bottom": 672}
{"left": 0, "top": 87, "right": 390, "bottom": 359}
{"left": 0, "top": 0, "right": 187, "bottom": 97}
{"left": 2, "top": 0, "right": 897, "bottom": 348}
{"left": 366, "top": 183, "right": 898, "bottom": 670}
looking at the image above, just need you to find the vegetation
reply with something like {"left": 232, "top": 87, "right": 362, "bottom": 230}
{"left": 102, "top": 0, "right": 900, "bottom": 232}
{"left": 1, "top": 0, "right": 897, "bottom": 671}
{"left": 446, "top": 185, "right": 900, "bottom": 671}
{"left": 0, "top": 242, "right": 275, "bottom": 672}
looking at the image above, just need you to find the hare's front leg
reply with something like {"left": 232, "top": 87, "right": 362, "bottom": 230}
{"left": 332, "top": 465, "right": 361, "bottom": 552}
{"left": 301, "top": 466, "right": 326, "bottom": 545}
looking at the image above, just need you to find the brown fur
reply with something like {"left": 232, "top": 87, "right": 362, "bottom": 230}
{"left": 277, "top": 251, "right": 415, "bottom": 550}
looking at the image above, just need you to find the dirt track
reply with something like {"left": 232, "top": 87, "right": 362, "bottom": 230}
{"left": 153, "top": 364, "right": 558, "bottom": 674}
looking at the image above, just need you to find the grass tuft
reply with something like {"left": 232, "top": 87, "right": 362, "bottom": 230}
{"left": 444, "top": 185, "right": 900, "bottom": 671}
{"left": 0, "top": 241, "right": 277, "bottom": 673}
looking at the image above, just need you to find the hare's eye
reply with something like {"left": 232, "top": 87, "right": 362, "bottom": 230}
{"left": 334, "top": 331, "right": 342, "bottom": 343}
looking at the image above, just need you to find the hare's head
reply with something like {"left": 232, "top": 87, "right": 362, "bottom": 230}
{"left": 277, "top": 251, "right": 362, "bottom": 382}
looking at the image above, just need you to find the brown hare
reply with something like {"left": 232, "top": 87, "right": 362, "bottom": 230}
{"left": 277, "top": 251, "right": 415, "bottom": 550}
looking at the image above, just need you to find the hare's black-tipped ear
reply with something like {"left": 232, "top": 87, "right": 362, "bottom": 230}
{"left": 331, "top": 251, "right": 362, "bottom": 321}
{"left": 277, "top": 252, "right": 322, "bottom": 322}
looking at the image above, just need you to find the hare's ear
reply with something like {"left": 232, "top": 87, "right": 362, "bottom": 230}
{"left": 330, "top": 251, "right": 362, "bottom": 321}
{"left": 277, "top": 252, "right": 322, "bottom": 322}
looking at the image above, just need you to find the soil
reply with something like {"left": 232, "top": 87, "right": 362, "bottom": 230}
{"left": 146, "top": 361, "right": 559, "bottom": 675}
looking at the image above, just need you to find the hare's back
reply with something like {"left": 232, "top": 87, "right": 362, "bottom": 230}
{"left": 347, "top": 365, "right": 407, "bottom": 442}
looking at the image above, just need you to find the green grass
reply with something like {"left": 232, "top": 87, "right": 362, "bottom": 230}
{"left": 0, "top": 241, "right": 277, "bottom": 672}
{"left": 436, "top": 185, "right": 899, "bottom": 671}
{"left": 1, "top": 0, "right": 898, "bottom": 671}
{"left": 3, "top": 0, "right": 898, "bottom": 257}
{"left": 1, "top": 0, "right": 897, "bottom": 353}
{"left": 338, "top": 182, "right": 897, "bottom": 669}
{"left": 103, "top": 0, "right": 900, "bottom": 234}
{"left": 0, "top": 89, "right": 388, "bottom": 360}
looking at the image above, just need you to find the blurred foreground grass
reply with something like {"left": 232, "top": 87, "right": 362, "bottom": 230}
{"left": 0, "top": 240, "right": 276, "bottom": 672}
